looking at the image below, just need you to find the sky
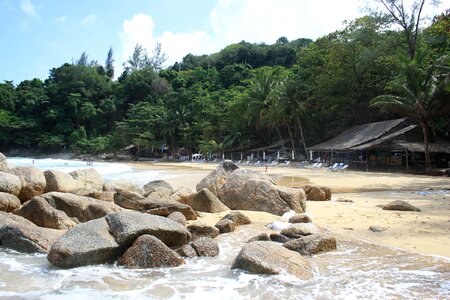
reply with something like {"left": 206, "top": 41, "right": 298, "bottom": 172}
{"left": 0, "top": 0, "right": 446, "bottom": 84}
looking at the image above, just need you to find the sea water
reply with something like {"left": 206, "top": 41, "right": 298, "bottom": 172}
{"left": 1, "top": 158, "right": 450, "bottom": 299}
{"left": 6, "top": 157, "right": 172, "bottom": 187}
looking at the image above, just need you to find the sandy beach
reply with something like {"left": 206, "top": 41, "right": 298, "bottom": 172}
{"left": 129, "top": 161, "right": 450, "bottom": 258}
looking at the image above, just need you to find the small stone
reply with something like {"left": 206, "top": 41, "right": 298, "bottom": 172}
{"left": 289, "top": 213, "right": 313, "bottom": 223}
{"left": 167, "top": 211, "right": 187, "bottom": 226}
{"left": 190, "top": 237, "right": 220, "bottom": 257}
{"left": 215, "top": 219, "right": 235, "bottom": 233}
{"left": 247, "top": 233, "right": 271, "bottom": 242}
{"left": 369, "top": 226, "right": 387, "bottom": 232}
{"left": 269, "top": 233, "right": 291, "bottom": 243}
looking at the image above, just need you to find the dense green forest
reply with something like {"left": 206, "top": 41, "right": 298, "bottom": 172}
{"left": 0, "top": 3, "right": 449, "bottom": 162}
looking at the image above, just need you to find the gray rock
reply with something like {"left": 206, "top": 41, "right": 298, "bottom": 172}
{"left": 248, "top": 233, "right": 271, "bottom": 243}
{"left": 40, "top": 192, "right": 122, "bottom": 222}
{"left": 169, "top": 187, "right": 194, "bottom": 203}
{"left": 143, "top": 199, "right": 197, "bottom": 220}
{"left": 0, "top": 211, "right": 63, "bottom": 253}
{"left": 185, "top": 188, "right": 229, "bottom": 213}
{"left": 281, "top": 223, "right": 321, "bottom": 238}
{"left": 0, "top": 192, "right": 21, "bottom": 212}
{"left": 0, "top": 171, "right": 22, "bottom": 196}
{"left": 382, "top": 200, "right": 421, "bottom": 212}
{"left": 44, "top": 170, "right": 83, "bottom": 193}
{"left": 105, "top": 211, "right": 191, "bottom": 248}
{"left": 0, "top": 152, "right": 7, "bottom": 172}
{"left": 335, "top": 198, "right": 354, "bottom": 203}
{"left": 143, "top": 180, "right": 174, "bottom": 197}
{"left": 71, "top": 188, "right": 102, "bottom": 199}
{"left": 70, "top": 168, "right": 104, "bottom": 191}
{"left": 369, "top": 225, "right": 387, "bottom": 232}
{"left": 47, "top": 218, "right": 124, "bottom": 268}
{"left": 190, "top": 237, "right": 220, "bottom": 257}
{"left": 220, "top": 169, "right": 306, "bottom": 215}
{"left": 269, "top": 233, "right": 291, "bottom": 243}
{"left": 114, "top": 188, "right": 197, "bottom": 220}
{"left": 283, "top": 233, "right": 337, "bottom": 255}
{"left": 304, "top": 185, "right": 331, "bottom": 201}
{"left": 113, "top": 188, "right": 146, "bottom": 209}
{"left": 196, "top": 160, "right": 238, "bottom": 196}
{"left": 289, "top": 213, "right": 313, "bottom": 223}
{"left": 10, "top": 166, "right": 46, "bottom": 203}
{"left": 221, "top": 211, "right": 251, "bottom": 226}
{"left": 187, "top": 221, "right": 220, "bottom": 240}
{"left": 176, "top": 244, "right": 197, "bottom": 258}
{"left": 116, "top": 235, "right": 185, "bottom": 268}
{"left": 104, "top": 180, "right": 144, "bottom": 195}
{"left": 231, "top": 241, "right": 312, "bottom": 279}
{"left": 15, "top": 196, "right": 77, "bottom": 230}
{"left": 215, "top": 219, "right": 235, "bottom": 233}
{"left": 167, "top": 211, "right": 187, "bottom": 226}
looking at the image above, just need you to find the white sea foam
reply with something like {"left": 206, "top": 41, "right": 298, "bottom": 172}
{"left": 6, "top": 157, "right": 172, "bottom": 187}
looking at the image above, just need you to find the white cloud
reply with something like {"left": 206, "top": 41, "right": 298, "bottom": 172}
{"left": 119, "top": 0, "right": 366, "bottom": 68}
{"left": 20, "top": 0, "right": 38, "bottom": 19}
{"left": 81, "top": 14, "right": 96, "bottom": 26}
{"left": 54, "top": 15, "right": 66, "bottom": 24}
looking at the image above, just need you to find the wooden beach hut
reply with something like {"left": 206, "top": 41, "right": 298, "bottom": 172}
{"left": 308, "top": 118, "right": 450, "bottom": 170}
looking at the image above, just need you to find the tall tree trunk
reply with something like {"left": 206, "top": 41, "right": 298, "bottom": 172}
{"left": 274, "top": 125, "right": 284, "bottom": 145}
{"left": 285, "top": 122, "right": 296, "bottom": 160}
{"left": 295, "top": 114, "right": 308, "bottom": 158}
{"left": 420, "top": 119, "right": 432, "bottom": 171}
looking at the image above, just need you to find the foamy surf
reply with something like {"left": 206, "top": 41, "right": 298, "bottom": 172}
{"left": 6, "top": 157, "right": 173, "bottom": 187}
{"left": 1, "top": 225, "right": 449, "bottom": 299}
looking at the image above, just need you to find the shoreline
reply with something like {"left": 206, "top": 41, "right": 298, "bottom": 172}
{"left": 129, "top": 161, "right": 450, "bottom": 258}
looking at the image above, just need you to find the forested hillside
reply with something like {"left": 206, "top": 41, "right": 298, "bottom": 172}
{"left": 1, "top": 7, "right": 449, "bottom": 160}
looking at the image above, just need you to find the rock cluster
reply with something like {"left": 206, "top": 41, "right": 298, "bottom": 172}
{"left": 0, "top": 155, "right": 338, "bottom": 277}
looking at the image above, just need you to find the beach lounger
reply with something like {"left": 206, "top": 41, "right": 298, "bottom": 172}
{"left": 339, "top": 165, "right": 349, "bottom": 172}
{"left": 327, "top": 163, "right": 339, "bottom": 170}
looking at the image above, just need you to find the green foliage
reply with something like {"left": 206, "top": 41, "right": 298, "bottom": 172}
{"left": 1, "top": 6, "right": 448, "bottom": 160}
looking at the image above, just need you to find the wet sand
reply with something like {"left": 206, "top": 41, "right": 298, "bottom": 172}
{"left": 129, "top": 161, "right": 450, "bottom": 257}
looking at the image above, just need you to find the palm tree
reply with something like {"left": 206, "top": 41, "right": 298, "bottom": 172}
{"left": 370, "top": 49, "right": 450, "bottom": 171}
{"left": 245, "top": 67, "right": 284, "bottom": 142}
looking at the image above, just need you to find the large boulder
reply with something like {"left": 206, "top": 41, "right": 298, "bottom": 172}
{"left": 196, "top": 160, "right": 238, "bottom": 196}
{"left": 113, "top": 188, "right": 147, "bottom": 210}
{"left": 0, "top": 192, "right": 21, "bottom": 212}
{"left": 0, "top": 211, "right": 63, "bottom": 253}
{"left": 304, "top": 185, "right": 331, "bottom": 201}
{"left": 44, "top": 170, "right": 83, "bottom": 193}
{"left": 47, "top": 218, "right": 124, "bottom": 268}
{"left": 169, "top": 187, "right": 194, "bottom": 203}
{"left": 10, "top": 166, "right": 46, "bottom": 202}
{"left": 219, "top": 169, "right": 306, "bottom": 215}
{"left": 117, "top": 235, "right": 185, "bottom": 268}
{"left": 382, "top": 200, "right": 421, "bottom": 212}
{"left": 144, "top": 199, "right": 197, "bottom": 220}
{"left": 0, "top": 171, "right": 22, "bottom": 196}
{"left": 0, "top": 152, "right": 8, "bottom": 172}
{"left": 105, "top": 211, "right": 191, "bottom": 248}
{"left": 231, "top": 241, "right": 313, "bottom": 279}
{"left": 143, "top": 180, "right": 174, "bottom": 197}
{"left": 69, "top": 168, "right": 104, "bottom": 191}
{"left": 15, "top": 196, "right": 77, "bottom": 230}
{"left": 185, "top": 188, "right": 229, "bottom": 213}
{"left": 104, "top": 180, "right": 144, "bottom": 195}
{"left": 114, "top": 188, "right": 196, "bottom": 220}
{"left": 283, "top": 233, "right": 337, "bottom": 255}
{"left": 40, "top": 192, "right": 122, "bottom": 222}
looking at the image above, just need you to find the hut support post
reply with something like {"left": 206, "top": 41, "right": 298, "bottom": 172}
{"left": 405, "top": 149, "right": 409, "bottom": 170}
{"left": 365, "top": 149, "right": 369, "bottom": 172}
